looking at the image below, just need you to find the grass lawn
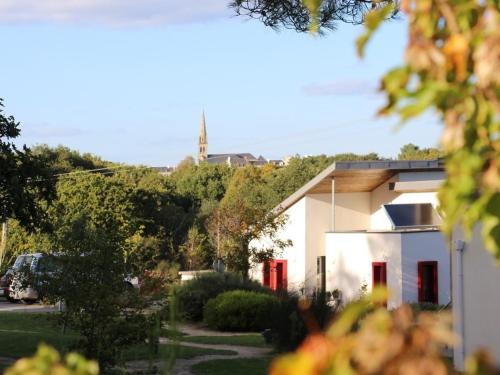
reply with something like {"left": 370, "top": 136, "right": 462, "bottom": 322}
{"left": 0, "top": 312, "right": 78, "bottom": 358}
{"left": 0, "top": 312, "right": 237, "bottom": 371}
{"left": 191, "top": 356, "right": 273, "bottom": 375}
{"left": 122, "top": 343, "right": 237, "bottom": 361}
{"left": 181, "top": 334, "right": 269, "bottom": 348}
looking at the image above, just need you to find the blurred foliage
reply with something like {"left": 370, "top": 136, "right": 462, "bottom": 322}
{"left": 5, "top": 344, "right": 99, "bottom": 375}
{"left": 270, "top": 288, "right": 500, "bottom": 375}
{"left": 272, "top": 291, "right": 338, "bottom": 352}
{"left": 359, "top": 0, "right": 499, "bottom": 258}
{"left": 300, "top": 0, "right": 500, "bottom": 259}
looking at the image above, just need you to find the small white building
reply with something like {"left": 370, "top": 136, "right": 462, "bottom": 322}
{"left": 250, "top": 160, "right": 451, "bottom": 309}
{"left": 452, "top": 227, "right": 500, "bottom": 369}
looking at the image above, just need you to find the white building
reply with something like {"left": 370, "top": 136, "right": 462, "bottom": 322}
{"left": 452, "top": 227, "right": 500, "bottom": 369}
{"left": 250, "top": 160, "right": 451, "bottom": 309}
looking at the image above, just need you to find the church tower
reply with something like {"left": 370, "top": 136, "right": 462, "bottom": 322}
{"left": 198, "top": 111, "right": 208, "bottom": 162}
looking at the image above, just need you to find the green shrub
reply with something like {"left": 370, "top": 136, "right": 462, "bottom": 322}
{"left": 203, "top": 290, "right": 280, "bottom": 331}
{"left": 271, "top": 291, "right": 337, "bottom": 351}
{"left": 177, "top": 272, "right": 270, "bottom": 321}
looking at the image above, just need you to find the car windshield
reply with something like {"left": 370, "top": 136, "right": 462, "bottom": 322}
{"left": 12, "top": 255, "right": 34, "bottom": 271}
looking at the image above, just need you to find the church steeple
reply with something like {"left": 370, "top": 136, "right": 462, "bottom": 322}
{"left": 198, "top": 111, "right": 208, "bottom": 162}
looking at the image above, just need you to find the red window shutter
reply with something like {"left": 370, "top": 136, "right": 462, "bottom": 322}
{"left": 418, "top": 262, "right": 423, "bottom": 302}
{"left": 262, "top": 261, "right": 270, "bottom": 287}
{"left": 433, "top": 262, "right": 439, "bottom": 304}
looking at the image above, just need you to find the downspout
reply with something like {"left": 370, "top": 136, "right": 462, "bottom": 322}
{"left": 454, "top": 239, "right": 466, "bottom": 371}
{"left": 331, "top": 177, "right": 336, "bottom": 232}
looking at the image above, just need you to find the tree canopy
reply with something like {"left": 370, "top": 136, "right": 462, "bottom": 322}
{"left": 0, "top": 99, "right": 53, "bottom": 229}
{"left": 397, "top": 143, "right": 442, "bottom": 161}
{"left": 230, "top": 0, "right": 398, "bottom": 33}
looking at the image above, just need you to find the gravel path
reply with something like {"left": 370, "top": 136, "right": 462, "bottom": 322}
{"left": 125, "top": 324, "right": 272, "bottom": 374}
{"left": 176, "top": 323, "right": 260, "bottom": 337}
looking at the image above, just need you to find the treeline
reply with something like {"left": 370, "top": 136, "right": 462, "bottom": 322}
{"left": 4, "top": 143, "right": 441, "bottom": 276}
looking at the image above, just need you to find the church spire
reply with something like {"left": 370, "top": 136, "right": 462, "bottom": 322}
{"left": 198, "top": 110, "right": 208, "bottom": 162}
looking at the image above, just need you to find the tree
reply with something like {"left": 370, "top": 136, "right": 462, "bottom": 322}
{"left": 0, "top": 99, "right": 53, "bottom": 270}
{"left": 41, "top": 216, "right": 147, "bottom": 368}
{"left": 179, "top": 226, "right": 213, "bottom": 270}
{"left": 0, "top": 99, "right": 53, "bottom": 228}
{"left": 40, "top": 174, "right": 148, "bottom": 368}
{"left": 230, "top": 0, "right": 398, "bottom": 33}
{"left": 170, "top": 162, "right": 234, "bottom": 204}
{"left": 397, "top": 143, "right": 442, "bottom": 161}
{"left": 207, "top": 166, "right": 290, "bottom": 276}
{"left": 31, "top": 144, "right": 110, "bottom": 175}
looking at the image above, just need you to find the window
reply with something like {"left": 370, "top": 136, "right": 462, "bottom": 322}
{"left": 418, "top": 261, "right": 438, "bottom": 304}
{"left": 262, "top": 260, "right": 287, "bottom": 291}
{"left": 383, "top": 203, "right": 441, "bottom": 229}
{"left": 372, "top": 262, "right": 387, "bottom": 286}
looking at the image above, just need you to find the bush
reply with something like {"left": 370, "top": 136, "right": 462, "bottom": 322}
{"left": 204, "top": 290, "right": 280, "bottom": 331}
{"left": 177, "top": 272, "right": 270, "bottom": 321}
{"left": 271, "top": 291, "right": 337, "bottom": 351}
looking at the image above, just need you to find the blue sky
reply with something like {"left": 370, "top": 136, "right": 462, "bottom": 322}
{"left": 0, "top": 1, "right": 442, "bottom": 166}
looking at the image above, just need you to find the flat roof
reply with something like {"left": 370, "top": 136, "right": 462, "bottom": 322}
{"left": 276, "top": 159, "right": 444, "bottom": 213}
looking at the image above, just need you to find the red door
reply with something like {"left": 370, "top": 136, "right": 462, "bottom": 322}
{"left": 262, "top": 260, "right": 287, "bottom": 291}
{"left": 418, "top": 261, "right": 438, "bottom": 304}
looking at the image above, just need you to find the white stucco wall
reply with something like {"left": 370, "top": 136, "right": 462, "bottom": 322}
{"left": 401, "top": 231, "right": 450, "bottom": 305}
{"left": 325, "top": 230, "right": 449, "bottom": 309}
{"left": 304, "top": 194, "right": 332, "bottom": 293}
{"left": 334, "top": 192, "right": 371, "bottom": 231}
{"left": 325, "top": 232, "right": 403, "bottom": 309}
{"left": 370, "top": 175, "right": 441, "bottom": 231}
{"left": 453, "top": 227, "right": 500, "bottom": 369}
{"left": 249, "top": 197, "right": 307, "bottom": 292}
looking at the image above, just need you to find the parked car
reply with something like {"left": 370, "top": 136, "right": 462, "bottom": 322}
{"left": 7, "top": 253, "right": 52, "bottom": 304}
{"left": 0, "top": 268, "right": 15, "bottom": 302}
{"left": 6, "top": 253, "right": 141, "bottom": 304}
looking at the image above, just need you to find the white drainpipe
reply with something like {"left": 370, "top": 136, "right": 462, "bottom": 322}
{"left": 454, "top": 239, "right": 466, "bottom": 371}
{"left": 331, "top": 177, "right": 336, "bottom": 232}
